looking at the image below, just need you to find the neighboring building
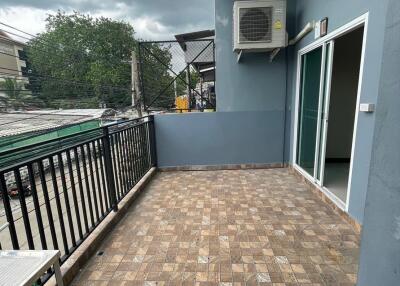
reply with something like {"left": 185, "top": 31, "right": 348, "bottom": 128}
{"left": 0, "top": 31, "right": 26, "bottom": 80}
{"left": 175, "top": 30, "right": 215, "bottom": 82}
{"left": 0, "top": 31, "right": 28, "bottom": 102}
{"left": 175, "top": 30, "right": 216, "bottom": 108}
{"left": 0, "top": 109, "right": 116, "bottom": 151}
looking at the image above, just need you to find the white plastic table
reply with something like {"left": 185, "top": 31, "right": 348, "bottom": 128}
{"left": 0, "top": 250, "right": 63, "bottom": 286}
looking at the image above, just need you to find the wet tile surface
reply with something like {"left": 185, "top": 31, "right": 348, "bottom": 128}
{"left": 72, "top": 169, "right": 360, "bottom": 286}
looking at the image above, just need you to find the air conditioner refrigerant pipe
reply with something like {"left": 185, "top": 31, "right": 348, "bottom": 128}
{"left": 288, "top": 21, "right": 314, "bottom": 46}
{"left": 269, "top": 21, "right": 314, "bottom": 62}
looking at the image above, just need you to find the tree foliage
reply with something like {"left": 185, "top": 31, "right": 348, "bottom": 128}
{"left": 26, "top": 11, "right": 175, "bottom": 109}
{"left": 0, "top": 78, "right": 32, "bottom": 110}
{"left": 140, "top": 42, "right": 177, "bottom": 108}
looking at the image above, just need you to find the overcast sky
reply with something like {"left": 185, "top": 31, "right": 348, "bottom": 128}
{"left": 0, "top": 0, "right": 215, "bottom": 41}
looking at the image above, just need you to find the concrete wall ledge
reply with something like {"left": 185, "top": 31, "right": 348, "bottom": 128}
{"left": 159, "top": 163, "right": 285, "bottom": 172}
{"left": 45, "top": 167, "right": 157, "bottom": 286}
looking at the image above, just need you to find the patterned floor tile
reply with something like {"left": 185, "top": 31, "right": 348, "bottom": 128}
{"left": 72, "top": 169, "right": 360, "bottom": 285}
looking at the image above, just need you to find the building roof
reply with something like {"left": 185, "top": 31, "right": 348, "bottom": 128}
{"left": 175, "top": 30, "right": 215, "bottom": 42}
{"left": 175, "top": 30, "right": 215, "bottom": 51}
{"left": 0, "top": 109, "right": 115, "bottom": 138}
{"left": 174, "top": 30, "right": 215, "bottom": 82}
{"left": 0, "top": 30, "right": 26, "bottom": 47}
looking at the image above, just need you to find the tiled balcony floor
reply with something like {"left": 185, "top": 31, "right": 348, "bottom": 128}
{"left": 73, "top": 168, "right": 360, "bottom": 286}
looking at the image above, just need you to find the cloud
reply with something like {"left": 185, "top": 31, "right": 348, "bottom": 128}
{"left": 0, "top": 0, "right": 215, "bottom": 40}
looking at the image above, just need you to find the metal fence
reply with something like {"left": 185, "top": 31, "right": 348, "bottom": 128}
{"left": 138, "top": 39, "right": 216, "bottom": 112}
{"left": 0, "top": 116, "right": 156, "bottom": 283}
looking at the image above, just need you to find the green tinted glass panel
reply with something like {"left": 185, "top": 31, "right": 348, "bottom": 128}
{"left": 297, "top": 47, "right": 323, "bottom": 176}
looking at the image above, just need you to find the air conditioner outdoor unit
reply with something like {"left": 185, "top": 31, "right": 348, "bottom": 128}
{"left": 233, "top": 0, "right": 287, "bottom": 52}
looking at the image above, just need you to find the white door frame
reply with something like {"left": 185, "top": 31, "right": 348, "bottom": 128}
{"left": 292, "top": 12, "right": 369, "bottom": 212}
{"left": 318, "top": 40, "right": 335, "bottom": 187}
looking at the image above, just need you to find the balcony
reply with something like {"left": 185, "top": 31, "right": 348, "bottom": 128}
{"left": 0, "top": 115, "right": 360, "bottom": 285}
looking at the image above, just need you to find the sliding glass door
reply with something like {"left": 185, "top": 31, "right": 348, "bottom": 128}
{"left": 296, "top": 46, "right": 323, "bottom": 177}
{"left": 296, "top": 42, "right": 334, "bottom": 183}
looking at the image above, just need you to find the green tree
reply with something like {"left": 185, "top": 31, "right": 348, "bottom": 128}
{"left": 140, "top": 42, "right": 177, "bottom": 108}
{"left": 25, "top": 11, "right": 176, "bottom": 109}
{"left": 0, "top": 78, "right": 30, "bottom": 110}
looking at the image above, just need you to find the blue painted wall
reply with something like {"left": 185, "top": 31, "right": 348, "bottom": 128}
{"left": 357, "top": 1, "right": 400, "bottom": 283}
{"left": 287, "top": 0, "right": 389, "bottom": 223}
{"left": 154, "top": 111, "right": 284, "bottom": 168}
{"left": 215, "top": 0, "right": 295, "bottom": 112}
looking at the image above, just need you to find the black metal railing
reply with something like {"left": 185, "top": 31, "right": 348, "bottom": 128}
{"left": 0, "top": 116, "right": 156, "bottom": 282}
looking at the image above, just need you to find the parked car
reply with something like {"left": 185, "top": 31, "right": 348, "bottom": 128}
{"left": 0, "top": 184, "right": 32, "bottom": 199}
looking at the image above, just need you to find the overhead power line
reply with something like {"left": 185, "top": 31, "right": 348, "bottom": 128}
{"left": 0, "top": 21, "right": 139, "bottom": 112}
{"left": 0, "top": 23, "right": 133, "bottom": 89}
{"left": 0, "top": 67, "right": 131, "bottom": 91}
{"left": 0, "top": 21, "right": 37, "bottom": 38}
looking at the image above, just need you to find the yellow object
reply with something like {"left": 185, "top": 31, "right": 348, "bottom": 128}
{"left": 175, "top": 96, "right": 189, "bottom": 113}
{"left": 274, "top": 20, "right": 282, "bottom": 30}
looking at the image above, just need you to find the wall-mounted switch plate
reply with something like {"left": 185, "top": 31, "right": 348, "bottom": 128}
{"left": 314, "top": 18, "right": 328, "bottom": 39}
{"left": 360, "top": 103, "right": 375, "bottom": 113}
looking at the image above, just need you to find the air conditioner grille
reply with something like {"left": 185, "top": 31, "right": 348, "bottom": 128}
{"left": 239, "top": 7, "right": 272, "bottom": 43}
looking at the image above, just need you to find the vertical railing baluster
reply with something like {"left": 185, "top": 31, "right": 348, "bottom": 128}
{"left": 49, "top": 156, "right": 69, "bottom": 255}
{"left": 80, "top": 145, "right": 95, "bottom": 228}
{"left": 124, "top": 128, "right": 135, "bottom": 191}
{"left": 145, "top": 122, "right": 151, "bottom": 170}
{"left": 133, "top": 126, "right": 140, "bottom": 182}
{"left": 115, "top": 133, "right": 125, "bottom": 197}
{"left": 14, "top": 169, "right": 35, "bottom": 249}
{"left": 102, "top": 127, "right": 118, "bottom": 211}
{"left": 0, "top": 173, "right": 19, "bottom": 249}
{"left": 91, "top": 141, "right": 105, "bottom": 218}
{"left": 110, "top": 135, "right": 121, "bottom": 200}
{"left": 27, "top": 163, "right": 48, "bottom": 250}
{"left": 149, "top": 116, "right": 158, "bottom": 167}
{"left": 142, "top": 124, "right": 148, "bottom": 172}
{"left": 73, "top": 147, "right": 89, "bottom": 233}
{"left": 119, "top": 132, "right": 130, "bottom": 191}
{"left": 137, "top": 124, "right": 144, "bottom": 178}
{"left": 57, "top": 153, "right": 76, "bottom": 247}
{"left": 66, "top": 150, "right": 83, "bottom": 240}
{"left": 131, "top": 126, "right": 139, "bottom": 183}
{"left": 122, "top": 129, "right": 133, "bottom": 191}
{"left": 140, "top": 124, "right": 147, "bottom": 174}
{"left": 87, "top": 143, "right": 100, "bottom": 222}
{"left": 130, "top": 126, "right": 139, "bottom": 184}
{"left": 97, "top": 139, "right": 109, "bottom": 211}
{"left": 148, "top": 121, "right": 152, "bottom": 168}
{"left": 130, "top": 126, "right": 139, "bottom": 183}
{"left": 38, "top": 160, "right": 59, "bottom": 250}
{"left": 144, "top": 122, "right": 150, "bottom": 170}
{"left": 146, "top": 121, "right": 152, "bottom": 169}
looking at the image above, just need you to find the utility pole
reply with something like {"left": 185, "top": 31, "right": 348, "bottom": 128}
{"left": 174, "top": 80, "right": 178, "bottom": 99}
{"left": 131, "top": 51, "right": 142, "bottom": 118}
{"left": 186, "top": 66, "right": 191, "bottom": 110}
